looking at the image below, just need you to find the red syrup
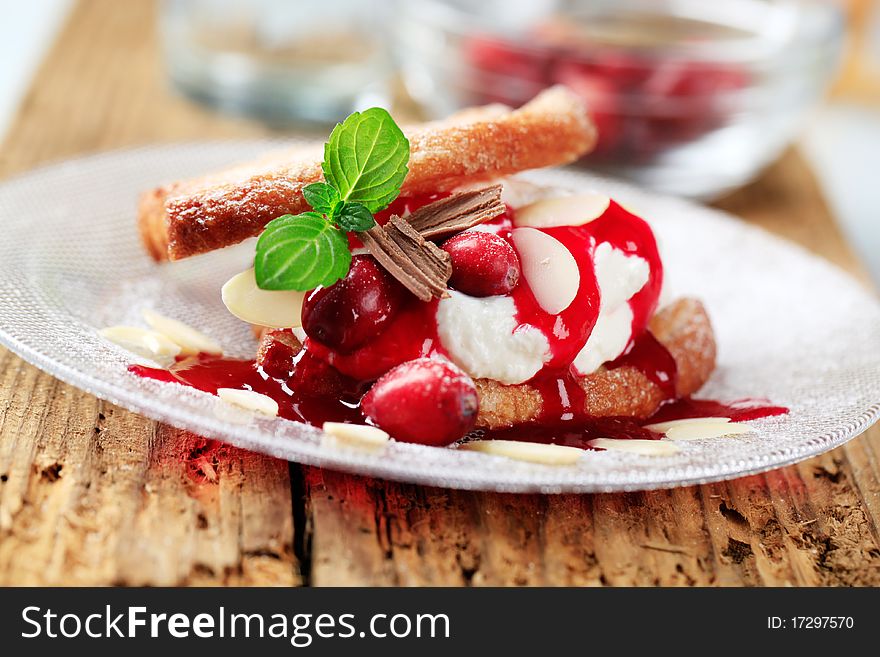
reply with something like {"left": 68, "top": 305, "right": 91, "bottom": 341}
{"left": 587, "top": 201, "right": 664, "bottom": 336}
{"left": 648, "top": 397, "right": 788, "bottom": 424}
{"left": 480, "top": 419, "right": 660, "bottom": 450}
{"left": 129, "top": 352, "right": 363, "bottom": 426}
{"left": 303, "top": 297, "right": 445, "bottom": 382}
{"left": 129, "top": 343, "right": 787, "bottom": 447}
{"left": 480, "top": 330, "right": 677, "bottom": 449}
{"left": 607, "top": 330, "right": 678, "bottom": 399}
{"left": 477, "top": 331, "right": 787, "bottom": 449}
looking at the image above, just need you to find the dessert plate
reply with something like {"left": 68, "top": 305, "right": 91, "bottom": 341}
{"left": 1, "top": 142, "right": 878, "bottom": 493}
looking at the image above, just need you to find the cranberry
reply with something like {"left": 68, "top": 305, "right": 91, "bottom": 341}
{"left": 302, "top": 255, "right": 405, "bottom": 353}
{"left": 552, "top": 61, "right": 622, "bottom": 156}
{"left": 465, "top": 37, "right": 551, "bottom": 85}
{"left": 643, "top": 61, "right": 748, "bottom": 144}
{"left": 288, "top": 350, "right": 345, "bottom": 398}
{"left": 256, "top": 329, "right": 301, "bottom": 378}
{"left": 361, "top": 358, "right": 479, "bottom": 446}
{"left": 442, "top": 232, "right": 521, "bottom": 297}
{"left": 587, "top": 52, "right": 653, "bottom": 90}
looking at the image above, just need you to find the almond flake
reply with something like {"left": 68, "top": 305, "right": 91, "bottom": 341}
{"left": 142, "top": 309, "right": 222, "bottom": 356}
{"left": 511, "top": 227, "right": 580, "bottom": 314}
{"left": 665, "top": 422, "right": 752, "bottom": 441}
{"left": 460, "top": 440, "right": 584, "bottom": 465}
{"left": 514, "top": 193, "right": 610, "bottom": 229}
{"left": 643, "top": 417, "right": 731, "bottom": 433}
{"left": 221, "top": 268, "right": 305, "bottom": 329}
{"left": 405, "top": 185, "right": 505, "bottom": 240}
{"left": 100, "top": 326, "right": 181, "bottom": 362}
{"left": 588, "top": 438, "right": 680, "bottom": 456}
{"left": 322, "top": 422, "right": 390, "bottom": 451}
{"left": 216, "top": 388, "right": 279, "bottom": 416}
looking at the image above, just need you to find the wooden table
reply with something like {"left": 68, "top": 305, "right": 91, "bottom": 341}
{"left": 2, "top": 0, "right": 879, "bottom": 586}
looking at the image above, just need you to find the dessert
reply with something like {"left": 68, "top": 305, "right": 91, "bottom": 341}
{"left": 110, "top": 86, "right": 785, "bottom": 463}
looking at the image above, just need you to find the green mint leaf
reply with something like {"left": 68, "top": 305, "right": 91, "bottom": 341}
{"left": 322, "top": 107, "right": 410, "bottom": 214}
{"left": 335, "top": 201, "right": 376, "bottom": 232}
{"left": 302, "top": 182, "right": 341, "bottom": 216}
{"left": 254, "top": 213, "right": 352, "bottom": 291}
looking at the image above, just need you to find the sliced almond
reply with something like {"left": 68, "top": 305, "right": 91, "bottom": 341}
{"left": 221, "top": 268, "right": 305, "bottom": 329}
{"left": 322, "top": 422, "right": 390, "bottom": 451}
{"left": 644, "top": 417, "right": 731, "bottom": 433}
{"left": 511, "top": 227, "right": 580, "bottom": 314}
{"left": 460, "top": 440, "right": 583, "bottom": 465}
{"left": 588, "top": 438, "right": 680, "bottom": 456}
{"left": 216, "top": 388, "right": 279, "bottom": 417}
{"left": 142, "top": 309, "right": 222, "bottom": 356}
{"left": 100, "top": 326, "right": 181, "bottom": 362}
{"left": 665, "top": 422, "right": 752, "bottom": 441}
{"left": 514, "top": 194, "right": 611, "bottom": 229}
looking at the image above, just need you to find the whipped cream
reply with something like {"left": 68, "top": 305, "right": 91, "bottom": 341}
{"left": 436, "top": 291, "right": 550, "bottom": 384}
{"left": 573, "top": 242, "right": 650, "bottom": 375}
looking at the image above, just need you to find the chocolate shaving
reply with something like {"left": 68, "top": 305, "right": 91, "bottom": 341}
{"left": 361, "top": 219, "right": 452, "bottom": 302}
{"left": 360, "top": 184, "right": 504, "bottom": 301}
{"left": 405, "top": 184, "right": 505, "bottom": 240}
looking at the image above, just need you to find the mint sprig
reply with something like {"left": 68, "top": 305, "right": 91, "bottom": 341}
{"left": 322, "top": 108, "right": 410, "bottom": 213}
{"left": 302, "top": 182, "right": 340, "bottom": 217}
{"left": 253, "top": 108, "right": 410, "bottom": 292}
{"left": 254, "top": 213, "right": 351, "bottom": 291}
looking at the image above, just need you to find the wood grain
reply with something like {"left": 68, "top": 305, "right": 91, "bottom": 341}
{"left": 1, "top": 0, "right": 879, "bottom": 586}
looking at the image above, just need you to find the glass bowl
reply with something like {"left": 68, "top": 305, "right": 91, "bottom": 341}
{"left": 394, "top": 0, "right": 844, "bottom": 199}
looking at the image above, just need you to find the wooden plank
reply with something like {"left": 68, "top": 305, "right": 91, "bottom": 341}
{"left": 0, "top": 0, "right": 300, "bottom": 586}
{"left": 1, "top": 0, "right": 879, "bottom": 586}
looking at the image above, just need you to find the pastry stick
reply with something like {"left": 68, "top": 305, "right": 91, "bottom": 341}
{"left": 139, "top": 86, "right": 597, "bottom": 261}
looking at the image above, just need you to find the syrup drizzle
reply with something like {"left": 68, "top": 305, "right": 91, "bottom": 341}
{"left": 608, "top": 330, "right": 678, "bottom": 399}
{"left": 649, "top": 397, "right": 788, "bottom": 424}
{"left": 130, "top": 344, "right": 787, "bottom": 447}
{"left": 130, "top": 352, "right": 362, "bottom": 426}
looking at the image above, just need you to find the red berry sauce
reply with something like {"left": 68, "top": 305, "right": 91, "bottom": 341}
{"left": 648, "top": 397, "right": 788, "bottom": 424}
{"left": 130, "top": 351, "right": 363, "bottom": 426}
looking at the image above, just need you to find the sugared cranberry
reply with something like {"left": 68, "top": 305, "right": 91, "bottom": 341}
{"left": 302, "top": 255, "right": 405, "bottom": 353}
{"left": 442, "top": 232, "right": 521, "bottom": 297}
{"left": 361, "top": 358, "right": 479, "bottom": 446}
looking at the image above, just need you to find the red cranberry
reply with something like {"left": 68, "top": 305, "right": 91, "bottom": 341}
{"left": 552, "top": 61, "right": 622, "bottom": 156}
{"left": 256, "top": 329, "right": 301, "bottom": 379}
{"left": 465, "top": 37, "right": 551, "bottom": 84}
{"left": 587, "top": 52, "right": 653, "bottom": 90}
{"left": 361, "top": 358, "right": 479, "bottom": 446}
{"left": 643, "top": 61, "right": 748, "bottom": 143}
{"left": 442, "top": 232, "right": 520, "bottom": 297}
{"left": 302, "top": 255, "right": 405, "bottom": 353}
{"left": 288, "top": 351, "right": 345, "bottom": 398}
{"left": 463, "top": 37, "right": 550, "bottom": 105}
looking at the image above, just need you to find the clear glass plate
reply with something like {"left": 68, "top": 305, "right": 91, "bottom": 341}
{"left": 1, "top": 142, "right": 878, "bottom": 493}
